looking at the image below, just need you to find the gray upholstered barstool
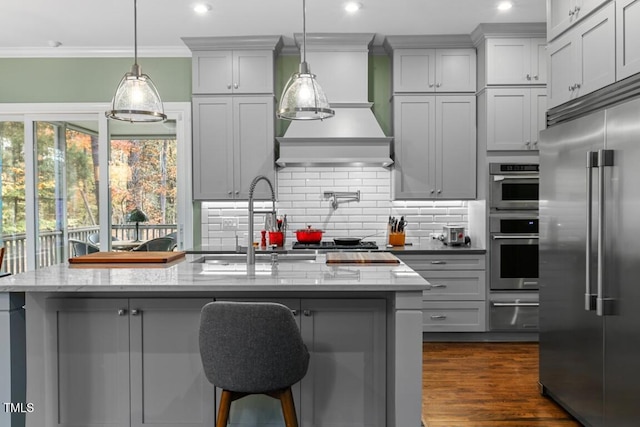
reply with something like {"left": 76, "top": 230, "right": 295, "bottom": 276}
{"left": 199, "top": 301, "right": 310, "bottom": 427}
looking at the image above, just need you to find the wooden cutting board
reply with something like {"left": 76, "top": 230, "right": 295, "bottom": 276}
{"left": 326, "top": 252, "right": 400, "bottom": 264}
{"left": 69, "top": 251, "right": 186, "bottom": 264}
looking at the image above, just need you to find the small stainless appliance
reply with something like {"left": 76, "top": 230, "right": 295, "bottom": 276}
{"left": 442, "top": 225, "right": 466, "bottom": 246}
{"left": 489, "top": 163, "right": 539, "bottom": 211}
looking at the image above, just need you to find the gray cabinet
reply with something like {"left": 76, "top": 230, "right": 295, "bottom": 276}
{"left": 485, "top": 38, "right": 547, "bottom": 85}
{"left": 393, "top": 95, "right": 476, "bottom": 199}
{"left": 45, "top": 298, "right": 214, "bottom": 427}
{"left": 616, "top": 0, "right": 640, "bottom": 80}
{"left": 218, "top": 298, "right": 386, "bottom": 427}
{"left": 192, "top": 96, "right": 275, "bottom": 200}
{"left": 392, "top": 48, "right": 476, "bottom": 93}
{"left": 397, "top": 253, "right": 487, "bottom": 332}
{"left": 192, "top": 50, "right": 275, "bottom": 94}
{"left": 479, "top": 87, "right": 547, "bottom": 151}
{"left": 547, "top": 2, "right": 615, "bottom": 109}
{"left": 547, "top": 0, "right": 612, "bottom": 42}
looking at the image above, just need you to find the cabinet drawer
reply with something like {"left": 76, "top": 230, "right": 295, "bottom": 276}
{"left": 422, "top": 301, "right": 486, "bottom": 332}
{"left": 421, "top": 271, "right": 485, "bottom": 301}
{"left": 398, "top": 253, "right": 485, "bottom": 271}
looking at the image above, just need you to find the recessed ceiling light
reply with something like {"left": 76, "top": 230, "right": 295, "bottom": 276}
{"left": 344, "top": 2, "right": 362, "bottom": 13}
{"left": 193, "top": 3, "right": 212, "bottom": 14}
{"left": 497, "top": 1, "right": 513, "bottom": 11}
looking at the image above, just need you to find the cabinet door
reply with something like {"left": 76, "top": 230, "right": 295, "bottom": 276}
{"left": 299, "top": 299, "right": 386, "bottom": 427}
{"left": 392, "top": 49, "right": 436, "bottom": 92}
{"left": 531, "top": 88, "right": 548, "bottom": 149}
{"left": 192, "top": 51, "right": 234, "bottom": 94}
{"left": 46, "top": 298, "right": 130, "bottom": 427}
{"left": 232, "top": 50, "right": 274, "bottom": 94}
{"left": 129, "top": 299, "right": 215, "bottom": 427}
{"left": 486, "top": 88, "right": 532, "bottom": 150}
{"left": 531, "top": 38, "right": 548, "bottom": 84}
{"left": 233, "top": 96, "right": 275, "bottom": 199}
{"left": 575, "top": 2, "right": 615, "bottom": 97}
{"left": 192, "top": 97, "right": 234, "bottom": 199}
{"left": 436, "top": 96, "right": 476, "bottom": 198}
{"left": 486, "top": 38, "right": 532, "bottom": 85}
{"left": 435, "top": 49, "right": 476, "bottom": 92}
{"left": 616, "top": 0, "right": 640, "bottom": 80}
{"left": 393, "top": 96, "right": 436, "bottom": 199}
{"left": 547, "top": 0, "right": 578, "bottom": 41}
{"left": 547, "top": 34, "right": 577, "bottom": 109}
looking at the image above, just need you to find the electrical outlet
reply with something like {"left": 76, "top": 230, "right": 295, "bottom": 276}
{"left": 222, "top": 217, "right": 239, "bottom": 231}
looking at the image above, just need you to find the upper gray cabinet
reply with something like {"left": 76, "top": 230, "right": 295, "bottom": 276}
{"left": 547, "top": 0, "right": 611, "bottom": 42}
{"left": 485, "top": 38, "right": 547, "bottom": 85}
{"left": 616, "top": 0, "right": 640, "bottom": 81}
{"left": 384, "top": 35, "right": 477, "bottom": 93}
{"left": 182, "top": 36, "right": 283, "bottom": 95}
{"left": 391, "top": 48, "right": 476, "bottom": 93}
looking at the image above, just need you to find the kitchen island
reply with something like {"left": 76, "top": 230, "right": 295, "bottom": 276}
{"left": 0, "top": 252, "right": 427, "bottom": 427}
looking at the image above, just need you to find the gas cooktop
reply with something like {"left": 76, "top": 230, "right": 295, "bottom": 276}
{"left": 291, "top": 241, "right": 379, "bottom": 251}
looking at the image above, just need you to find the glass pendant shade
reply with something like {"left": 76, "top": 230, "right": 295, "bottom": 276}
{"left": 278, "top": 63, "right": 334, "bottom": 120}
{"left": 106, "top": 64, "right": 167, "bottom": 122}
{"left": 105, "top": 0, "right": 166, "bottom": 123}
{"left": 277, "top": 0, "right": 334, "bottom": 121}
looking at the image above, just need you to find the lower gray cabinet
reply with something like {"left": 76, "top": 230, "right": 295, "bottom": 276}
{"left": 218, "top": 298, "right": 386, "bottom": 427}
{"left": 45, "top": 298, "right": 214, "bottom": 427}
{"left": 397, "top": 253, "right": 487, "bottom": 332}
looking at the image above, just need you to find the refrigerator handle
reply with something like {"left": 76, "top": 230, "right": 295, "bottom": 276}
{"left": 597, "top": 149, "right": 614, "bottom": 317}
{"left": 585, "top": 151, "right": 598, "bottom": 311}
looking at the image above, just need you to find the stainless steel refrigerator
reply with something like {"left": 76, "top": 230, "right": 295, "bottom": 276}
{"left": 539, "top": 96, "right": 640, "bottom": 427}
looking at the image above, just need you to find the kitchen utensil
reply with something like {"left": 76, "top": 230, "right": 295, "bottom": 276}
{"left": 333, "top": 231, "right": 383, "bottom": 246}
{"left": 295, "top": 226, "right": 324, "bottom": 243}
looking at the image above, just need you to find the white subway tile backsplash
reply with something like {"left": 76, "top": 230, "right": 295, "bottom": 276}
{"left": 200, "top": 166, "right": 469, "bottom": 247}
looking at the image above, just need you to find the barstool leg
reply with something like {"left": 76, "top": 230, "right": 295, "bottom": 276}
{"left": 216, "top": 389, "right": 232, "bottom": 427}
{"left": 279, "top": 387, "right": 298, "bottom": 427}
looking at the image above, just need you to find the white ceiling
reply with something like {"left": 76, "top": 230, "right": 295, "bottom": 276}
{"left": 0, "top": 0, "right": 546, "bottom": 57}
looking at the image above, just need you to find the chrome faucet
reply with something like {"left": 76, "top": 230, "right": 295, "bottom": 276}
{"left": 247, "top": 175, "right": 276, "bottom": 265}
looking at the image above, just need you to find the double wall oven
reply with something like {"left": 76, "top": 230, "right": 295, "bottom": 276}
{"left": 489, "top": 163, "right": 539, "bottom": 332}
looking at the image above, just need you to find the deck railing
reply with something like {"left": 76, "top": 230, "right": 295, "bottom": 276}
{"left": 2, "top": 224, "right": 177, "bottom": 275}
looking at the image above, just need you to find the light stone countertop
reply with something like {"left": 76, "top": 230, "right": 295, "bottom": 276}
{"left": 0, "top": 253, "right": 428, "bottom": 293}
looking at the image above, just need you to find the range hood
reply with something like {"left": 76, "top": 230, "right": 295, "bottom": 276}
{"left": 276, "top": 33, "right": 393, "bottom": 168}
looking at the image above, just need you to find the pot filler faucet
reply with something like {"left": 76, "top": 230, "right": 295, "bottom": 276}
{"left": 247, "top": 175, "right": 276, "bottom": 265}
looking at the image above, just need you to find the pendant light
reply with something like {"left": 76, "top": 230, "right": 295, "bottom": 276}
{"left": 277, "top": 0, "right": 335, "bottom": 121}
{"left": 106, "top": 0, "right": 166, "bottom": 122}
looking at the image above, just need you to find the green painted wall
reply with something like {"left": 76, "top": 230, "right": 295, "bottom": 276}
{"left": 0, "top": 54, "right": 391, "bottom": 134}
{"left": 0, "top": 57, "right": 192, "bottom": 103}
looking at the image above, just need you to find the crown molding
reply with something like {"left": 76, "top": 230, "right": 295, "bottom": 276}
{"left": 0, "top": 46, "right": 192, "bottom": 58}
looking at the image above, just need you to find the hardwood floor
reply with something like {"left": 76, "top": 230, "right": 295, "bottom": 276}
{"left": 422, "top": 342, "right": 583, "bottom": 427}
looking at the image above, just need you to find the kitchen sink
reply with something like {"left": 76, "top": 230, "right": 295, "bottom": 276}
{"left": 192, "top": 253, "right": 318, "bottom": 264}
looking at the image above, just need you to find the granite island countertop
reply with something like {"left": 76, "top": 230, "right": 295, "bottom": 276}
{"left": 0, "top": 253, "right": 428, "bottom": 293}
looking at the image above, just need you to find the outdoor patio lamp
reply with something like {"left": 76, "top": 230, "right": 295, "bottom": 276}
{"left": 127, "top": 208, "right": 149, "bottom": 241}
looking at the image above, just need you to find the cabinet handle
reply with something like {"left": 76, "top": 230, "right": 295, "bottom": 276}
{"left": 227, "top": 190, "right": 232, "bottom": 195}
{"left": 574, "top": 83, "right": 581, "bottom": 90}
{"left": 233, "top": 83, "right": 239, "bottom": 89}
{"left": 437, "top": 189, "right": 442, "bottom": 194}
{"left": 534, "top": 75, "right": 539, "bottom": 80}
{"left": 131, "top": 309, "right": 141, "bottom": 316}
{"left": 533, "top": 141, "right": 538, "bottom": 149}
{"left": 430, "top": 189, "right": 435, "bottom": 194}
{"left": 430, "top": 314, "right": 447, "bottom": 320}
{"left": 291, "top": 309, "right": 298, "bottom": 316}
{"left": 227, "top": 84, "right": 232, "bottom": 89}
{"left": 526, "top": 74, "right": 531, "bottom": 81}
{"left": 429, "top": 83, "right": 434, "bottom": 88}
{"left": 574, "top": 5, "right": 580, "bottom": 14}
{"left": 303, "top": 310, "right": 312, "bottom": 317}
{"left": 234, "top": 190, "right": 239, "bottom": 195}
{"left": 430, "top": 260, "right": 447, "bottom": 265}
{"left": 569, "top": 85, "right": 574, "bottom": 92}
{"left": 429, "top": 284, "right": 447, "bottom": 289}
{"left": 525, "top": 141, "right": 531, "bottom": 148}
{"left": 118, "top": 309, "right": 127, "bottom": 316}
{"left": 436, "top": 83, "right": 441, "bottom": 88}
{"left": 569, "top": 8, "right": 575, "bottom": 16}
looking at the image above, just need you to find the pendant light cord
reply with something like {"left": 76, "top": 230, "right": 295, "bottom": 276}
{"left": 302, "top": 0, "right": 306, "bottom": 64}
{"left": 133, "top": 0, "right": 138, "bottom": 67}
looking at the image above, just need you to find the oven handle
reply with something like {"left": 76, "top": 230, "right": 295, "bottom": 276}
{"left": 491, "top": 302, "right": 539, "bottom": 307}
{"left": 493, "top": 175, "right": 539, "bottom": 181}
{"left": 492, "top": 235, "right": 539, "bottom": 240}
